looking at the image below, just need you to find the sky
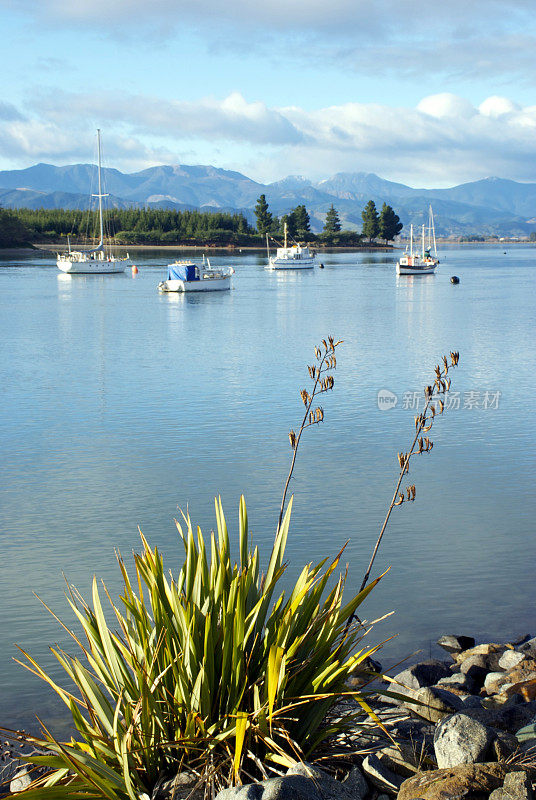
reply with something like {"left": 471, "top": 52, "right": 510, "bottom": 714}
{"left": 1, "top": 0, "right": 535, "bottom": 187}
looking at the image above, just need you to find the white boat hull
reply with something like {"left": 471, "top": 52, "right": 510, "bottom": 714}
{"left": 57, "top": 257, "right": 129, "bottom": 274}
{"left": 158, "top": 276, "right": 231, "bottom": 292}
{"left": 267, "top": 257, "right": 315, "bottom": 270}
{"left": 396, "top": 261, "right": 437, "bottom": 275}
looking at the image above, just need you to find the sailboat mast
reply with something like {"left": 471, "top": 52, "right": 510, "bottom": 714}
{"left": 97, "top": 129, "right": 104, "bottom": 248}
{"left": 429, "top": 205, "right": 437, "bottom": 256}
{"left": 410, "top": 224, "right": 413, "bottom": 256}
{"left": 284, "top": 221, "right": 288, "bottom": 249}
{"left": 422, "top": 224, "right": 425, "bottom": 257}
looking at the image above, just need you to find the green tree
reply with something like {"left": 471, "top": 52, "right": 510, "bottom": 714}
{"left": 323, "top": 204, "right": 341, "bottom": 235}
{"left": 254, "top": 194, "right": 273, "bottom": 236}
{"left": 0, "top": 207, "right": 32, "bottom": 247}
{"left": 291, "top": 204, "right": 310, "bottom": 237}
{"left": 361, "top": 200, "right": 380, "bottom": 242}
{"left": 529, "top": 232, "right": 536, "bottom": 242}
{"left": 280, "top": 213, "right": 297, "bottom": 239}
{"left": 378, "top": 203, "right": 403, "bottom": 243}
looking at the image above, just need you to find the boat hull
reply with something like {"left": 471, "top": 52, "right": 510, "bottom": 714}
{"left": 158, "top": 276, "right": 231, "bottom": 292}
{"left": 267, "top": 257, "right": 315, "bottom": 270}
{"left": 57, "top": 259, "right": 128, "bottom": 274}
{"left": 396, "top": 263, "right": 437, "bottom": 275}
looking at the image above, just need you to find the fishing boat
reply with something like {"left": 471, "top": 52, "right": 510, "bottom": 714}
{"left": 157, "top": 257, "right": 233, "bottom": 293}
{"left": 396, "top": 206, "right": 439, "bottom": 275}
{"left": 57, "top": 130, "right": 130, "bottom": 274}
{"left": 266, "top": 223, "right": 315, "bottom": 270}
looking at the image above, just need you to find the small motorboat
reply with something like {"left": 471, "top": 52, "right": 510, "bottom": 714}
{"left": 158, "top": 258, "right": 233, "bottom": 292}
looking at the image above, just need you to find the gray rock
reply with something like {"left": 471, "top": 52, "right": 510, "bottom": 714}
{"left": 460, "top": 695, "right": 484, "bottom": 708}
{"left": 462, "top": 700, "right": 536, "bottom": 733}
{"left": 407, "top": 686, "right": 464, "bottom": 723}
{"left": 154, "top": 771, "right": 203, "bottom": 800}
{"left": 437, "top": 635, "right": 475, "bottom": 656}
{"left": 433, "top": 712, "right": 493, "bottom": 768}
{"left": 392, "top": 660, "right": 452, "bottom": 692}
{"left": 216, "top": 775, "right": 321, "bottom": 800}
{"left": 502, "top": 770, "right": 534, "bottom": 800}
{"left": 361, "top": 754, "right": 404, "bottom": 795}
{"left": 491, "top": 730, "right": 520, "bottom": 760}
{"left": 287, "top": 763, "right": 355, "bottom": 800}
{"left": 341, "top": 766, "right": 369, "bottom": 800}
{"left": 437, "top": 672, "right": 476, "bottom": 693}
{"left": 520, "top": 638, "right": 536, "bottom": 658}
{"left": 375, "top": 743, "right": 422, "bottom": 777}
{"left": 459, "top": 654, "right": 489, "bottom": 687}
{"left": 499, "top": 651, "right": 527, "bottom": 671}
{"left": 486, "top": 672, "right": 510, "bottom": 693}
{"left": 10, "top": 768, "right": 32, "bottom": 794}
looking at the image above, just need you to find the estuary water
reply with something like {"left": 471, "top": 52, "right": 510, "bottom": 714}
{"left": 1, "top": 244, "right": 535, "bottom": 732}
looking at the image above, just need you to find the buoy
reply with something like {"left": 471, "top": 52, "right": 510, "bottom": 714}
{"left": 132, "top": 265, "right": 138, "bottom": 275}
{"left": 450, "top": 276, "right": 460, "bottom": 284}
{"left": 319, "top": 263, "right": 325, "bottom": 269}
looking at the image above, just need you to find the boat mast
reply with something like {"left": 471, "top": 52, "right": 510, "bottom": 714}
{"left": 422, "top": 224, "right": 425, "bottom": 257}
{"left": 429, "top": 205, "right": 437, "bottom": 257}
{"left": 266, "top": 233, "right": 270, "bottom": 259}
{"left": 284, "top": 221, "right": 288, "bottom": 249}
{"left": 92, "top": 129, "right": 108, "bottom": 251}
{"left": 410, "top": 224, "right": 413, "bottom": 257}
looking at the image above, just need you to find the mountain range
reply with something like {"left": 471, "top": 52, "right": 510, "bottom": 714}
{"left": 1, "top": 162, "right": 536, "bottom": 237}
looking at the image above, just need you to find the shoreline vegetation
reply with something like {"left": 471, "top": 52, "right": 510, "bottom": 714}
{"left": 0, "top": 197, "right": 402, "bottom": 249}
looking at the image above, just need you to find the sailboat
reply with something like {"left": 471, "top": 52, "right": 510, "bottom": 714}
{"left": 266, "top": 222, "right": 315, "bottom": 270}
{"left": 57, "top": 130, "right": 131, "bottom": 274}
{"left": 396, "top": 206, "right": 439, "bottom": 275}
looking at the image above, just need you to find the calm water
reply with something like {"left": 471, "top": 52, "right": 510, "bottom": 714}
{"left": 1, "top": 244, "right": 535, "bottom": 732}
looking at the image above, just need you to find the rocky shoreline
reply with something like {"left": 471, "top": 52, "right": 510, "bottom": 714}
{"left": 4, "top": 633, "right": 536, "bottom": 800}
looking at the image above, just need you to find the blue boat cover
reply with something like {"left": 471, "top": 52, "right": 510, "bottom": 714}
{"left": 168, "top": 263, "right": 198, "bottom": 281}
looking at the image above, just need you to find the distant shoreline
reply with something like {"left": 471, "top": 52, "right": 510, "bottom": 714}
{"left": 35, "top": 243, "right": 396, "bottom": 253}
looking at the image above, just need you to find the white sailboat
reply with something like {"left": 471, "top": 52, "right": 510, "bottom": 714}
{"left": 396, "top": 206, "right": 439, "bottom": 275}
{"left": 266, "top": 222, "right": 315, "bottom": 270}
{"left": 57, "top": 130, "right": 130, "bottom": 274}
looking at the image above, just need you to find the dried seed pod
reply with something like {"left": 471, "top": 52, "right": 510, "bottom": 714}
{"left": 430, "top": 405, "right": 436, "bottom": 418}
{"left": 411, "top": 485, "right": 416, "bottom": 500}
{"left": 435, "top": 365, "right": 441, "bottom": 378}
{"left": 394, "top": 494, "right": 405, "bottom": 506}
{"left": 289, "top": 430, "right": 296, "bottom": 449}
{"left": 425, "top": 385, "right": 433, "bottom": 399}
{"left": 438, "top": 399, "right": 444, "bottom": 414}
{"left": 300, "top": 389, "right": 309, "bottom": 405}
{"left": 445, "top": 378, "right": 451, "bottom": 391}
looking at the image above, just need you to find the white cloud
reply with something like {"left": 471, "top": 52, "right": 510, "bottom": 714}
{"left": 2, "top": 92, "right": 536, "bottom": 186}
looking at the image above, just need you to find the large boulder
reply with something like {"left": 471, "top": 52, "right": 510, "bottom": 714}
{"left": 406, "top": 686, "right": 464, "bottom": 723}
{"left": 433, "top": 713, "right": 493, "bottom": 768}
{"left": 437, "top": 635, "right": 476, "bottom": 656}
{"left": 361, "top": 754, "right": 404, "bottom": 795}
{"left": 392, "top": 660, "right": 452, "bottom": 692}
{"left": 398, "top": 762, "right": 507, "bottom": 800}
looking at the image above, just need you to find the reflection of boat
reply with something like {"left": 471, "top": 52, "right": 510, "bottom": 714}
{"left": 57, "top": 130, "right": 130, "bottom": 274}
{"left": 158, "top": 258, "right": 233, "bottom": 292}
{"left": 266, "top": 223, "right": 315, "bottom": 270}
{"left": 396, "top": 206, "right": 439, "bottom": 275}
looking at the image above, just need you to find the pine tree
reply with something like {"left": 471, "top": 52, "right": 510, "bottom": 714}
{"left": 379, "top": 203, "right": 403, "bottom": 243}
{"left": 254, "top": 194, "right": 273, "bottom": 236}
{"left": 291, "top": 204, "right": 310, "bottom": 237}
{"left": 361, "top": 200, "right": 380, "bottom": 242}
{"left": 323, "top": 204, "right": 341, "bottom": 234}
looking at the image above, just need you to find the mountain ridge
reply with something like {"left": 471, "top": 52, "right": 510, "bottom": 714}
{"left": 1, "top": 163, "right": 535, "bottom": 236}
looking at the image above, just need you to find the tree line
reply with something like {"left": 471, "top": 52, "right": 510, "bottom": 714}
{"left": 0, "top": 198, "right": 403, "bottom": 247}
{"left": 254, "top": 195, "right": 402, "bottom": 245}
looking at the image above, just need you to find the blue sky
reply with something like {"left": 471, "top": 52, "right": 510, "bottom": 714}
{"left": 1, "top": 0, "right": 535, "bottom": 186}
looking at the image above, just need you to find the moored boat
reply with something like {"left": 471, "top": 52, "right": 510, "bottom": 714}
{"left": 397, "top": 206, "right": 439, "bottom": 275}
{"left": 158, "top": 258, "right": 233, "bottom": 292}
{"left": 266, "top": 223, "right": 315, "bottom": 270}
{"left": 57, "top": 130, "right": 130, "bottom": 274}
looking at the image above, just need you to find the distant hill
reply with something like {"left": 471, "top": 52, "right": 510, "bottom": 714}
{"left": 1, "top": 163, "right": 535, "bottom": 236}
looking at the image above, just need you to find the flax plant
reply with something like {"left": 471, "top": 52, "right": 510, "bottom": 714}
{"left": 9, "top": 504, "right": 385, "bottom": 799}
